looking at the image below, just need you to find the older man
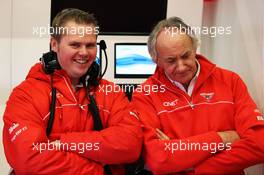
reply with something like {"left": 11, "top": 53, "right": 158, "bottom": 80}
{"left": 132, "top": 17, "right": 264, "bottom": 175}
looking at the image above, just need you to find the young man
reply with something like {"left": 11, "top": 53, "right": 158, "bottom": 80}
{"left": 3, "top": 8, "right": 142, "bottom": 175}
{"left": 132, "top": 17, "right": 264, "bottom": 175}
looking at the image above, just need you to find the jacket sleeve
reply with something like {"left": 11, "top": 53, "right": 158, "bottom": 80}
{"left": 3, "top": 87, "right": 104, "bottom": 175}
{"left": 195, "top": 74, "right": 264, "bottom": 174}
{"left": 131, "top": 91, "right": 223, "bottom": 175}
{"left": 59, "top": 88, "right": 143, "bottom": 164}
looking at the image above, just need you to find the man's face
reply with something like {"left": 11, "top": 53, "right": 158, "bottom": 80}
{"left": 156, "top": 30, "right": 197, "bottom": 87}
{"left": 51, "top": 21, "right": 97, "bottom": 84}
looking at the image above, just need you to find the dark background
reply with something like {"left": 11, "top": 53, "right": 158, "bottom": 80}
{"left": 51, "top": 0, "right": 167, "bottom": 35}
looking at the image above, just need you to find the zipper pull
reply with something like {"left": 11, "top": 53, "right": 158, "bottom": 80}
{"left": 79, "top": 104, "right": 85, "bottom": 110}
{"left": 190, "top": 102, "right": 195, "bottom": 109}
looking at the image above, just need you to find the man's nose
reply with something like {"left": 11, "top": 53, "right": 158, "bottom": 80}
{"left": 79, "top": 46, "right": 88, "bottom": 56}
{"left": 175, "top": 60, "right": 186, "bottom": 72}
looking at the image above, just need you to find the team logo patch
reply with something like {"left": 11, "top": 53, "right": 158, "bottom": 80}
{"left": 200, "top": 92, "right": 214, "bottom": 102}
{"left": 163, "top": 99, "right": 178, "bottom": 107}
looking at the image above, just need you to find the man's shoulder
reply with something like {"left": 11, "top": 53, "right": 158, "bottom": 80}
{"left": 132, "top": 75, "right": 166, "bottom": 97}
{"left": 140, "top": 74, "right": 158, "bottom": 86}
{"left": 213, "top": 66, "right": 241, "bottom": 80}
{"left": 11, "top": 77, "right": 50, "bottom": 101}
{"left": 99, "top": 79, "right": 115, "bottom": 86}
{"left": 210, "top": 66, "right": 243, "bottom": 89}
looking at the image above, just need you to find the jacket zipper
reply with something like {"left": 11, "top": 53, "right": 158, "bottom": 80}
{"left": 154, "top": 78, "right": 195, "bottom": 109}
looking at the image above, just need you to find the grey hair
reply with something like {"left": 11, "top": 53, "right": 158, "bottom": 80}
{"left": 147, "top": 17, "right": 199, "bottom": 62}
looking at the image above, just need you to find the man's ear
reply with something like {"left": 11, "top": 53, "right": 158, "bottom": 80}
{"left": 50, "top": 37, "right": 59, "bottom": 52}
{"left": 153, "top": 56, "right": 159, "bottom": 64}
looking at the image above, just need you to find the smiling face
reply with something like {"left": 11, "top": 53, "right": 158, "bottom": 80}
{"left": 156, "top": 30, "right": 197, "bottom": 87}
{"left": 51, "top": 21, "right": 97, "bottom": 85}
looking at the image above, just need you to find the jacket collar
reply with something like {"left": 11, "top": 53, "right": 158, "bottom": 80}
{"left": 151, "top": 54, "right": 216, "bottom": 95}
{"left": 26, "top": 62, "right": 78, "bottom": 103}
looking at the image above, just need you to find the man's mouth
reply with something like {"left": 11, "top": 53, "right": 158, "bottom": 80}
{"left": 74, "top": 59, "right": 88, "bottom": 64}
{"left": 176, "top": 71, "right": 188, "bottom": 76}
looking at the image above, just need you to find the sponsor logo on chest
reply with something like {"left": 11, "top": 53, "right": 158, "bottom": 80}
{"left": 200, "top": 92, "right": 214, "bottom": 102}
{"left": 163, "top": 99, "right": 178, "bottom": 107}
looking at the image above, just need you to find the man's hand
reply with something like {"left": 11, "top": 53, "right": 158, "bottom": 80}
{"left": 156, "top": 128, "right": 170, "bottom": 140}
{"left": 217, "top": 130, "right": 240, "bottom": 145}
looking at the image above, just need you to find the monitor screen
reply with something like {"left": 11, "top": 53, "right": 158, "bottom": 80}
{"left": 114, "top": 43, "right": 156, "bottom": 78}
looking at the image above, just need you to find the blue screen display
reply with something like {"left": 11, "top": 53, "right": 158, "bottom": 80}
{"left": 115, "top": 43, "right": 156, "bottom": 78}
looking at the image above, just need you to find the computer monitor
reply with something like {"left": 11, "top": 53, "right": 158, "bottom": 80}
{"left": 51, "top": 0, "right": 167, "bottom": 35}
{"left": 114, "top": 43, "right": 156, "bottom": 78}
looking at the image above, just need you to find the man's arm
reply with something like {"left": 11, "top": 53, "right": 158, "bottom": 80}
{"left": 195, "top": 74, "right": 264, "bottom": 174}
{"left": 131, "top": 91, "right": 238, "bottom": 174}
{"left": 3, "top": 88, "right": 103, "bottom": 175}
{"left": 59, "top": 89, "right": 143, "bottom": 164}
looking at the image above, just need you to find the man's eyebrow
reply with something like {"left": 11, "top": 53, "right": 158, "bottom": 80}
{"left": 163, "top": 51, "right": 191, "bottom": 60}
{"left": 163, "top": 57, "right": 176, "bottom": 62}
{"left": 180, "top": 50, "right": 192, "bottom": 57}
{"left": 68, "top": 41, "right": 96, "bottom": 45}
{"left": 69, "top": 41, "right": 80, "bottom": 44}
{"left": 165, "top": 56, "right": 175, "bottom": 60}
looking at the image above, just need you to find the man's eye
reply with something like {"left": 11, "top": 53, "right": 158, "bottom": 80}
{"left": 166, "top": 59, "right": 175, "bottom": 63}
{"left": 86, "top": 44, "right": 96, "bottom": 48}
{"left": 182, "top": 52, "right": 191, "bottom": 59}
{"left": 70, "top": 43, "right": 80, "bottom": 48}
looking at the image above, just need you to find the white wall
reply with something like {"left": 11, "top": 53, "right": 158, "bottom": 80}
{"left": 0, "top": 0, "right": 12, "bottom": 108}
{"left": 0, "top": 0, "right": 12, "bottom": 174}
{"left": 167, "top": 0, "right": 203, "bottom": 27}
{"left": 0, "top": 105, "right": 9, "bottom": 175}
{"left": 11, "top": 0, "right": 51, "bottom": 88}
{"left": 1, "top": 0, "right": 51, "bottom": 174}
